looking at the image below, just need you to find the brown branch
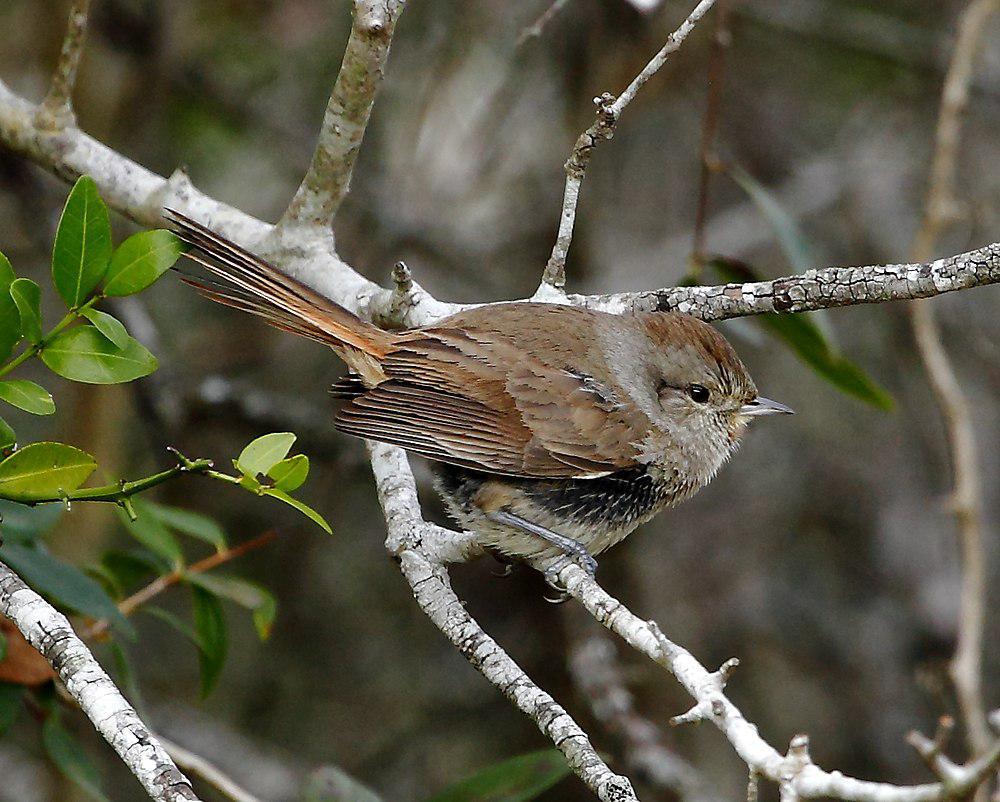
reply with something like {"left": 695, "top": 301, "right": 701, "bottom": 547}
{"left": 906, "top": 0, "right": 999, "bottom": 767}
{"left": 84, "top": 531, "right": 277, "bottom": 640}
{"left": 690, "top": 0, "right": 731, "bottom": 272}
{"left": 539, "top": 0, "right": 718, "bottom": 291}
{"left": 35, "top": 0, "right": 92, "bottom": 131}
{"left": 278, "top": 0, "right": 405, "bottom": 230}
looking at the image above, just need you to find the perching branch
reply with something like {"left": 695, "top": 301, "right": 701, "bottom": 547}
{"left": 277, "top": 0, "right": 405, "bottom": 230}
{"left": 538, "top": 0, "right": 718, "bottom": 291}
{"left": 35, "top": 0, "right": 92, "bottom": 131}
{"left": 0, "top": 563, "right": 201, "bottom": 802}
{"left": 906, "top": 0, "right": 999, "bottom": 766}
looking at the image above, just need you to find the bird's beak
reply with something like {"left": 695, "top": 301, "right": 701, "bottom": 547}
{"left": 741, "top": 396, "right": 794, "bottom": 417}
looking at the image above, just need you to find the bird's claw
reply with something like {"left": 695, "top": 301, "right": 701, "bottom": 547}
{"left": 542, "top": 548, "right": 598, "bottom": 602}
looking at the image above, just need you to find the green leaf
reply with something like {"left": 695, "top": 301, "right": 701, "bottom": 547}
{"left": 0, "top": 499, "right": 63, "bottom": 544}
{"left": 141, "top": 606, "right": 200, "bottom": 645}
{"left": 0, "top": 682, "right": 24, "bottom": 737}
{"left": 427, "top": 750, "right": 572, "bottom": 802}
{"left": 145, "top": 502, "right": 227, "bottom": 551}
{"left": 51, "top": 176, "right": 112, "bottom": 307}
{"left": 237, "top": 432, "right": 296, "bottom": 476}
{"left": 80, "top": 308, "right": 130, "bottom": 349}
{"left": 117, "top": 502, "right": 184, "bottom": 569}
{"left": 709, "top": 259, "right": 894, "bottom": 410}
{"left": 0, "top": 251, "right": 20, "bottom": 361}
{"left": 0, "top": 417, "right": 14, "bottom": 452}
{"left": 103, "top": 230, "right": 184, "bottom": 296}
{"left": 42, "top": 712, "right": 111, "bottom": 802}
{"left": 267, "top": 454, "right": 309, "bottom": 492}
{"left": 0, "top": 543, "right": 133, "bottom": 637}
{"left": 9, "top": 277, "right": 42, "bottom": 344}
{"left": 41, "top": 326, "right": 157, "bottom": 384}
{"left": 261, "top": 487, "right": 332, "bottom": 534}
{"left": 186, "top": 574, "right": 276, "bottom": 640}
{"left": 0, "top": 442, "right": 96, "bottom": 499}
{"left": 191, "top": 586, "right": 227, "bottom": 697}
{"left": 0, "top": 379, "right": 55, "bottom": 415}
{"left": 100, "top": 549, "right": 161, "bottom": 592}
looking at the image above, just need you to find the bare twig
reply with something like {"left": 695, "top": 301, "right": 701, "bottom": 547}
{"left": 158, "top": 735, "right": 264, "bottom": 802}
{"left": 0, "top": 562, "right": 201, "bottom": 802}
{"left": 278, "top": 0, "right": 405, "bottom": 230}
{"left": 538, "top": 0, "right": 718, "bottom": 291}
{"left": 907, "top": 0, "right": 999, "bottom": 766}
{"left": 84, "top": 531, "right": 277, "bottom": 640}
{"left": 690, "top": 0, "right": 731, "bottom": 272}
{"left": 553, "top": 564, "right": 1000, "bottom": 802}
{"left": 35, "top": 0, "right": 92, "bottom": 131}
{"left": 516, "top": 0, "right": 574, "bottom": 48}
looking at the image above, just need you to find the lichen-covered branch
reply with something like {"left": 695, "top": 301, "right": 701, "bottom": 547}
{"left": 35, "top": 0, "right": 92, "bottom": 131}
{"left": 0, "top": 562, "right": 201, "bottom": 802}
{"left": 906, "top": 0, "right": 999, "bottom": 767}
{"left": 573, "top": 241, "right": 1000, "bottom": 320}
{"left": 278, "top": 0, "right": 405, "bottom": 230}
{"left": 365, "top": 441, "right": 637, "bottom": 802}
{"left": 538, "top": 0, "right": 718, "bottom": 291}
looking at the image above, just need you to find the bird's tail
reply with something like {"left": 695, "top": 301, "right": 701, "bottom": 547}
{"left": 165, "top": 209, "right": 393, "bottom": 379}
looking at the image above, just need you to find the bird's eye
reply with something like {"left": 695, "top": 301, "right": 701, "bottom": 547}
{"left": 688, "top": 384, "right": 710, "bottom": 403}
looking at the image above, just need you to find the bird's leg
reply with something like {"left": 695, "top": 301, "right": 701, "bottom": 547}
{"left": 486, "top": 509, "right": 598, "bottom": 590}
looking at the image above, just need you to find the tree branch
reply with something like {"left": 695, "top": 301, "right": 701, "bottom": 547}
{"left": 277, "top": 0, "right": 405, "bottom": 230}
{"left": 35, "top": 0, "right": 92, "bottom": 131}
{"left": 906, "top": 0, "right": 999, "bottom": 766}
{"left": 538, "top": 0, "right": 718, "bottom": 291}
{"left": 0, "top": 562, "right": 201, "bottom": 802}
{"left": 365, "top": 441, "right": 637, "bottom": 802}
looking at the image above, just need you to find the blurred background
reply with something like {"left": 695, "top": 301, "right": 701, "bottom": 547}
{"left": 0, "top": 0, "right": 998, "bottom": 800}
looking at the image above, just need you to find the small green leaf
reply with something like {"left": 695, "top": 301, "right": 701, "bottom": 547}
{"left": 261, "top": 487, "right": 332, "bottom": 534}
{"left": 100, "top": 550, "right": 161, "bottom": 591}
{"left": 0, "top": 417, "right": 14, "bottom": 452}
{"left": 0, "top": 252, "right": 20, "bottom": 361}
{"left": 267, "top": 454, "right": 309, "bottom": 492}
{"left": 0, "top": 630, "right": 6, "bottom": 662}
{"left": 237, "top": 432, "right": 296, "bottom": 476}
{"left": 186, "top": 574, "right": 276, "bottom": 640}
{"left": 145, "top": 502, "right": 227, "bottom": 551}
{"left": 0, "top": 543, "right": 133, "bottom": 637}
{"left": 103, "top": 230, "right": 184, "bottom": 296}
{"left": 117, "top": 502, "right": 184, "bottom": 569}
{"left": 80, "top": 308, "right": 130, "bottom": 349}
{"left": 710, "top": 259, "right": 894, "bottom": 410}
{"left": 41, "top": 326, "right": 157, "bottom": 384}
{"left": 0, "top": 379, "right": 55, "bottom": 415}
{"left": 0, "top": 442, "right": 96, "bottom": 499}
{"left": 51, "top": 176, "right": 112, "bottom": 307}
{"left": 42, "top": 712, "right": 111, "bottom": 802}
{"left": 0, "top": 682, "right": 25, "bottom": 737}
{"left": 191, "top": 585, "right": 227, "bottom": 697}
{"left": 427, "top": 750, "right": 572, "bottom": 802}
{"left": 9, "top": 277, "right": 42, "bottom": 344}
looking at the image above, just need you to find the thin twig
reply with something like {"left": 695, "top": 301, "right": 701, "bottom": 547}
{"left": 278, "top": 0, "right": 405, "bottom": 230}
{"left": 906, "top": 0, "right": 999, "bottom": 767}
{"left": 158, "top": 734, "right": 264, "bottom": 802}
{"left": 538, "top": 0, "right": 718, "bottom": 291}
{"left": 516, "top": 0, "right": 574, "bottom": 48}
{"left": 690, "top": 0, "right": 731, "bottom": 273}
{"left": 35, "top": 0, "right": 92, "bottom": 131}
{"left": 84, "top": 531, "right": 278, "bottom": 640}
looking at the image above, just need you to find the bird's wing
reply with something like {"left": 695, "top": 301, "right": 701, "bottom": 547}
{"left": 333, "top": 326, "right": 650, "bottom": 478}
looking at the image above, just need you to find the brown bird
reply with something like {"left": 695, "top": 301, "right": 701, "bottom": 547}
{"left": 166, "top": 210, "right": 791, "bottom": 583}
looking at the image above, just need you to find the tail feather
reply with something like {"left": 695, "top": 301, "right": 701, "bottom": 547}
{"left": 164, "top": 209, "right": 393, "bottom": 362}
